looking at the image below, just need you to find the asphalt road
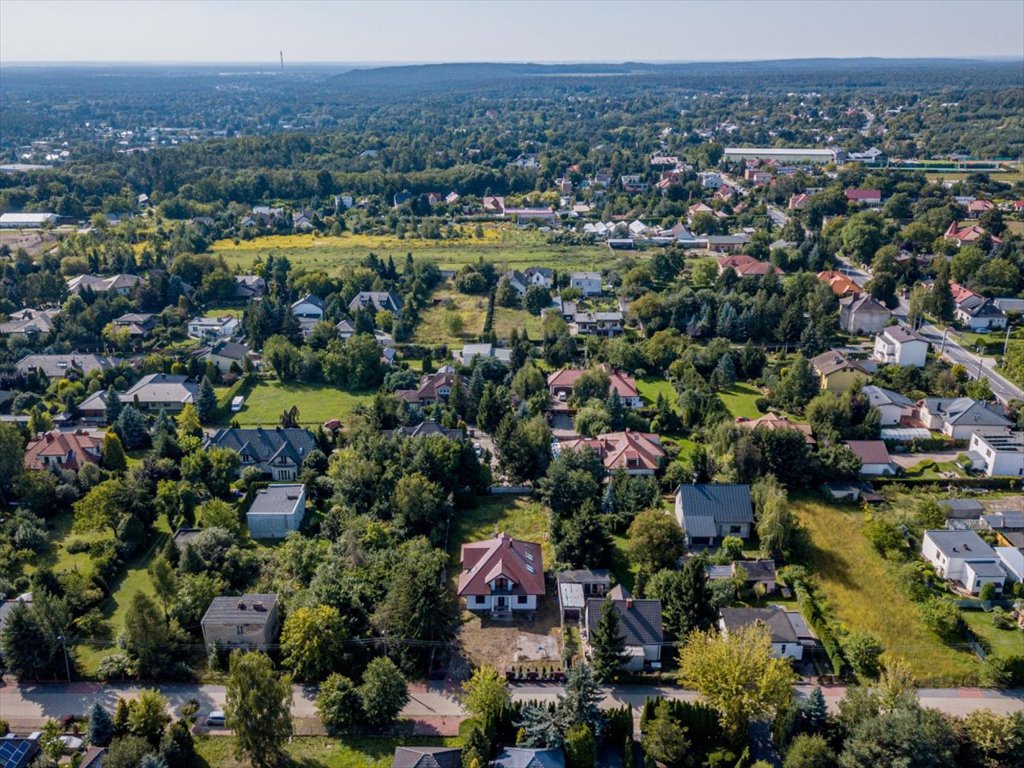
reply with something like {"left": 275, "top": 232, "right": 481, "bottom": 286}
{"left": 834, "top": 255, "right": 1022, "bottom": 404}
{"left": 1, "top": 678, "right": 1021, "bottom": 729}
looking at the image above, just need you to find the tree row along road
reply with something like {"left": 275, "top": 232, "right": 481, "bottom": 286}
{"left": 1, "top": 680, "right": 1021, "bottom": 727}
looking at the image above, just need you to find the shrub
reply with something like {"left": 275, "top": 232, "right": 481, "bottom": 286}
{"left": 919, "top": 598, "right": 962, "bottom": 641}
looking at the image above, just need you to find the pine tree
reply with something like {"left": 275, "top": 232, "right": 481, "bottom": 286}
{"left": 559, "top": 662, "right": 602, "bottom": 734}
{"left": 802, "top": 686, "right": 827, "bottom": 733}
{"left": 104, "top": 384, "right": 122, "bottom": 426}
{"left": 114, "top": 698, "right": 131, "bottom": 736}
{"left": 102, "top": 432, "right": 128, "bottom": 472}
{"left": 87, "top": 702, "right": 115, "bottom": 747}
{"left": 467, "top": 365, "right": 486, "bottom": 421}
{"left": 196, "top": 377, "right": 217, "bottom": 424}
{"left": 462, "top": 724, "right": 491, "bottom": 768}
{"left": 115, "top": 405, "right": 150, "bottom": 450}
{"left": 516, "top": 704, "right": 563, "bottom": 749}
{"left": 591, "top": 600, "right": 629, "bottom": 683}
{"left": 605, "top": 391, "right": 625, "bottom": 430}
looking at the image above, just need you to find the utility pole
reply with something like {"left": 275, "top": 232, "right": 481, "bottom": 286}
{"left": 58, "top": 634, "right": 71, "bottom": 683}
{"left": 1004, "top": 323, "right": 1013, "bottom": 357}
{"left": 939, "top": 327, "right": 948, "bottom": 356}
{"left": 280, "top": 51, "right": 284, "bottom": 73}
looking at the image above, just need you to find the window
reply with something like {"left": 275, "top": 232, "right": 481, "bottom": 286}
{"left": 730, "top": 525, "right": 742, "bottom": 534}
{"left": 236, "top": 626, "right": 244, "bottom": 635}
{"left": 517, "top": 596, "right": 528, "bottom": 605}
{"left": 475, "top": 595, "right": 486, "bottom": 605}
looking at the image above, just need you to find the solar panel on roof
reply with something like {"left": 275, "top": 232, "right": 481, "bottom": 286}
{"left": 0, "top": 740, "right": 33, "bottom": 767}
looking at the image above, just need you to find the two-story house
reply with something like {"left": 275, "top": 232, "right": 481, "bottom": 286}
{"left": 873, "top": 326, "right": 929, "bottom": 367}
{"left": 291, "top": 294, "right": 326, "bottom": 335}
{"left": 457, "top": 533, "right": 545, "bottom": 615}
{"left": 187, "top": 315, "right": 239, "bottom": 342}
{"left": 394, "top": 366, "right": 468, "bottom": 406}
{"left": 24, "top": 430, "right": 103, "bottom": 472}
{"left": 675, "top": 484, "right": 755, "bottom": 547}
{"left": 547, "top": 365, "right": 642, "bottom": 408}
{"left": 201, "top": 593, "right": 280, "bottom": 655}
{"left": 569, "top": 272, "right": 602, "bottom": 297}
{"left": 921, "top": 530, "right": 1006, "bottom": 595}
{"left": 583, "top": 587, "right": 664, "bottom": 671}
{"left": 205, "top": 426, "right": 317, "bottom": 481}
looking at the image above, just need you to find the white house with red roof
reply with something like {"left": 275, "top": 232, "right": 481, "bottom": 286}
{"left": 788, "top": 193, "right": 811, "bottom": 211}
{"left": 844, "top": 189, "right": 882, "bottom": 205}
{"left": 24, "top": 430, "right": 103, "bottom": 472}
{"left": 457, "top": 533, "right": 545, "bottom": 614}
{"left": 547, "top": 365, "right": 642, "bottom": 408}
{"left": 557, "top": 431, "right": 665, "bottom": 476}
{"left": 944, "top": 221, "right": 1002, "bottom": 248}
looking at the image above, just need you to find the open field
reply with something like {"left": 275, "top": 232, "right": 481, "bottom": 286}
{"left": 195, "top": 736, "right": 460, "bottom": 768}
{"left": 229, "top": 381, "right": 373, "bottom": 427}
{"left": 637, "top": 377, "right": 677, "bottom": 409}
{"left": 791, "top": 498, "right": 980, "bottom": 685}
{"left": 211, "top": 227, "right": 618, "bottom": 275}
{"left": 719, "top": 383, "right": 763, "bottom": 420}
{"left": 414, "top": 293, "right": 489, "bottom": 345}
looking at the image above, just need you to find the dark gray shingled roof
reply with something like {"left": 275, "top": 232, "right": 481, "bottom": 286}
{"left": 677, "top": 484, "right": 755, "bottom": 524}
{"left": 720, "top": 606, "right": 798, "bottom": 644}
{"left": 206, "top": 427, "right": 316, "bottom": 464}
{"left": 201, "top": 594, "right": 278, "bottom": 626}
{"left": 392, "top": 747, "right": 462, "bottom": 768}
{"left": 586, "top": 597, "right": 663, "bottom": 647}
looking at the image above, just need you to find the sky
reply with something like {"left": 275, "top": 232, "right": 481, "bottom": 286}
{"left": 1, "top": 0, "right": 1022, "bottom": 64}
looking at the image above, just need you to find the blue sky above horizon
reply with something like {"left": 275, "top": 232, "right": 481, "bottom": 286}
{"left": 2, "top": 0, "right": 1022, "bottom": 64}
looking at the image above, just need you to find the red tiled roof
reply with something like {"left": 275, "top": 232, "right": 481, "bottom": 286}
{"left": 560, "top": 430, "right": 665, "bottom": 472}
{"left": 546, "top": 364, "right": 639, "bottom": 399}
{"left": 717, "top": 254, "right": 759, "bottom": 269}
{"left": 457, "top": 533, "right": 545, "bottom": 597}
{"left": 944, "top": 221, "right": 1003, "bottom": 245}
{"left": 845, "top": 189, "right": 881, "bottom": 201}
{"left": 735, "top": 260, "right": 783, "bottom": 276}
{"left": 24, "top": 430, "right": 102, "bottom": 471}
{"left": 735, "top": 413, "right": 815, "bottom": 445}
{"left": 816, "top": 271, "right": 862, "bottom": 296}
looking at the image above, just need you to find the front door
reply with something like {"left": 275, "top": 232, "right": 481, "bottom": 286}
{"left": 496, "top": 596, "right": 507, "bottom": 610}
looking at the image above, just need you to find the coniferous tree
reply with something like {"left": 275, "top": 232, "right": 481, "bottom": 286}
{"left": 196, "top": 376, "right": 217, "bottom": 423}
{"left": 517, "top": 704, "right": 563, "bottom": 749}
{"left": 590, "top": 600, "right": 629, "bottom": 683}
{"left": 104, "top": 384, "right": 122, "bottom": 426}
{"left": 115, "top": 405, "right": 151, "bottom": 450}
{"left": 87, "top": 702, "right": 116, "bottom": 747}
{"left": 559, "top": 662, "right": 602, "bottom": 734}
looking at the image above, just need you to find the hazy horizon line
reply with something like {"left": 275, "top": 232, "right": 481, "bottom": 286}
{"left": 2, "top": 55, "right": 1023, "bottom": 68}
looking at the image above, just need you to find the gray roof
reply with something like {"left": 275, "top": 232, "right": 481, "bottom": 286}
{"left": 15, "top": 353, "right": 113, "bottom": 378}
{"left": 171, "top": 528, "right": 203, "bottom": 551}
{"left": 490, "top": 748, "right": 565, "bottom": 768}
{"left": 965, "top": 560, "right": 1006, "bottom": 577}
{"left": 924, "top": 530, "right": 997, "bottom": 560}
{"left": 938, "top": 499, "right": 985, "bottom": 518}
{"left": 0, "top": 593, "right": 32, "bottom": 635}
{"left": 382, "top": 420, "right": 464, "bottom": 440}
{"left": 881, "top": 325, "right": 925, "bottom": 344}
{"left": 735, "top": 559, "right": 776, "bottom": 582}
{"left": 720, "top": 606, "right": 798, "bottom": 644}
{"left": 202, "top": 594, "right": 278, "bottom": 626}
{"left": 207, "top": 340, "right": 250, "bottom": 360}
{"left": 862, "top": 385, "right": 915, "bottom": 409}
{"left": 348, "top": 291, "right": 403, "bottom": 314}
{"left": 677, "top": 484, "right": 754, "bottom": 528}
{"left": 248, "top": 484, "right": 305, "bottom": 516}
{"left": 292, "top": 293, "right": 326, "bottom": 312}
{"left": 206, "top": 427, "right": 316, "bottom": 465}
{"left": 586, "top": 597, "right": 663, "bottom": 647}
{"left": 123, "top": 373, "right": 199, "bottom": 405}
{"left": 556, "top": 569, "right": 612, "bottom": 586}
{"left": 921, "top": 398, "right": 1011, "bottom": 428}
{"left": 392, "top": 747, "right": 462, "bottom": 768}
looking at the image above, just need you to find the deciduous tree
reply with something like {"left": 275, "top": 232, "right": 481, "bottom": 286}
{"left": 225, "top": 651, "right": 293, "bottom": 768}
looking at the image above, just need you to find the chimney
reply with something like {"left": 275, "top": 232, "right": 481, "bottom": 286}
{"left": 237, "top": 601, "right": 246, "bottom": 610}
{"left": 625, "top": 598, "right": 633, "bottom": 610}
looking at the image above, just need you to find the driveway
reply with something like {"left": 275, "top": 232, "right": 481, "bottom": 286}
{"left": 890, "top": 450, "right": 961, "bottom": 470}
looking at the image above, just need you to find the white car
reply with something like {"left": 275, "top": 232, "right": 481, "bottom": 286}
{"left": 207, "top": 711, "right": 226, "bottom": 727}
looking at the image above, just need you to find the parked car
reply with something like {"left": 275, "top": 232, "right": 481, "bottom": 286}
{"left": 207, "top": 711, "right": 226, "bottom": 727}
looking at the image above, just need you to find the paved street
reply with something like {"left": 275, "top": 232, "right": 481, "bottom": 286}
{"left": 1, "top": 678, "right": 1021, "bottom": 730}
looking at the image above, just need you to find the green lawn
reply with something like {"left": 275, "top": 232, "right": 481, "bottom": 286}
{"left": 961, "top": 609, "right": 1024, "bottom": 660}
{"left": 75, "top": 517, "right": 172, "bottom": 675}
{"left": 719, "top": 383, "right": 763, "bottom": 420}
{"left": 228, "top": 381, "right": 373, "bottom": 427}
{"left": 448, "top": 496, "right": 552, "bottom": 574}
{"left": 637, "top": 377, "right": 678, "bottom": 410}
{"left": 195, "top": 736, "right": 460, "bottom": 768}
{"left": 212, "top": 227, "right": 617, "bottom": 275}
{"left": 792, "top": 499, "right": 981, "bottom": 685}
{"left": 414, "top": 293, "right": 489, "bottom": 345}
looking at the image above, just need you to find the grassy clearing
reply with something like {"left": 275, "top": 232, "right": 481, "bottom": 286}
{"left": 719, "top": 383, "right": 763, "bottom": 420}
{"left": 229, "top": 381, "right": 373, "bottom": 427}
{"left": 195, "top": 736, "right": 460, "bottom": 768}
{"left": 493, "top": 306, "right": 544, "bottom": 340}
{"left": 961, "top": 609, "right": 1024, "bottom": 660}
{"left": 637, "top": 377, "right": 677, "bottom": 410}
{"left": 448, "top": 496, "right": 552, "bottom": 573}
{"left": 211, "top": 227, "right": 617, "bottom": 275}
{"left": 414, "top": 293, "right": 488, "bottom": 345}
{"left": 791, "top": 498, "right": 980, "bottom": 684}
{"left": 75, "top": 517, "right": 172, "bottom": 675}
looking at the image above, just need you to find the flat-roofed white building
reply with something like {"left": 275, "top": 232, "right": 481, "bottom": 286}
{"left": 724, "top": 147, "right": 846, "bottom": 165}
{"left": 0, "top": 212, "right": 58, "bottom": 228}
{"left": 967, "top": 431, "right": 1024, "bottom": 477}
{"left": 921, "top": 530, "right": 1005, "bottom": 595}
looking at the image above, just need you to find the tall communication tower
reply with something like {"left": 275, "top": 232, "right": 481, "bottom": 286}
{"left": 280, "top": 51, "right": 284, "bottom": 72}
